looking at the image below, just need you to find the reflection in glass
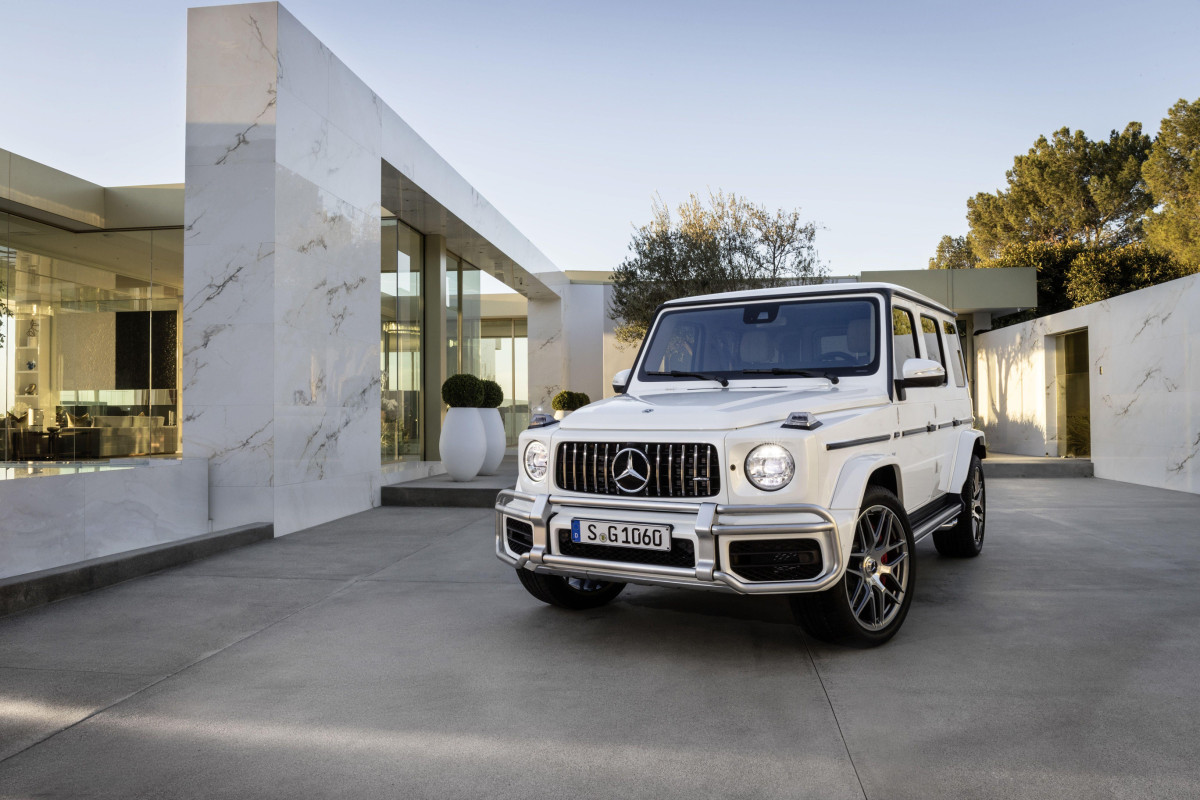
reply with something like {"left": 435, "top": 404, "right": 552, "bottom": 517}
{"left": 1056, "top": 329, "right": 1090, "bottom": 458}
{"left": 445, "top": 252, "right": 483, "bottom": 377}
{"left": 1, "top": 213, "right": 182, "bottom": 463}
{"left": 380, "top": 218, "right": 423, "bottom": 463}
{"left": 478, "top": 317, "right": 528, "bottom": 445}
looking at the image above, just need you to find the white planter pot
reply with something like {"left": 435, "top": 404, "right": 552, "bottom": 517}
{"left": 553, "top": 409, "right": 571, "bottom": 421}
{"left": 479, "top": 408, "right": 507, "bottom": 475}
{"left": 439, "top": 407, "right": 486, "bottom": 482}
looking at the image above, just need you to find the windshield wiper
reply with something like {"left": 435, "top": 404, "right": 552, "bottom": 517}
{"left": 647, "top": 370, "right": 729, "bottom": 387}
{"left": 740, "top": 368, "right": 839, "bottom": 384}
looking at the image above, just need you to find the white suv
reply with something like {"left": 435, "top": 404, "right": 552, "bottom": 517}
{"left": 496, "top": 283, "right": 986, "bottom": 646}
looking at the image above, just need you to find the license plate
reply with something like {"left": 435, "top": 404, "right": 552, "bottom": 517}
{"left": 570, "top": 519, "right": 672, "bottom": 551}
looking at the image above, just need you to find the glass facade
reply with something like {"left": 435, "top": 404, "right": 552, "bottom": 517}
{"left": 478, "top": 317, "right": 529, "bottom": 444}
{"left": 380, "top": 219, "right": 424, "bottom": 464}
{"left": 1, "top": 212, "right": 182, "bottom": 462}
{"left": 445, "top": 252, "right": 482, "bottom": 377}
{"left": 381, "top": 222, "right": 529, "bottom": 461}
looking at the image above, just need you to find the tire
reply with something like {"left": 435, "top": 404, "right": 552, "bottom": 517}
{"left": 933, "top": 455, "right": 985, "bottom": 558}
{"left": 790, "top": 486, "right": 916, "bottom": 647}
{"left": 515, "top": 569, "right": 626, "bottom": 610}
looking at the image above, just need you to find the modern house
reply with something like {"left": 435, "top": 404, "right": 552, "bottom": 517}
{"left": 25, "top": 1, "right": 1188, "bottom": 598}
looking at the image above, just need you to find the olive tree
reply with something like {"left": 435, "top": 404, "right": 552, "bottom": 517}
{"left": 609, "top": 191, "right": 824, "bottom": 346}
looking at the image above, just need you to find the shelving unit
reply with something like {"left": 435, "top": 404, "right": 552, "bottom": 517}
{"left": 12, "top": 323, "right": 44, "bottom": 421}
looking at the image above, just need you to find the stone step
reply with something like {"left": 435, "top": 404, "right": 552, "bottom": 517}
{"left": 381, "top": 469, "right": 516, "bottom": 508}
{"left": 985, "top": 454, "right": 1093, "bottom": 479}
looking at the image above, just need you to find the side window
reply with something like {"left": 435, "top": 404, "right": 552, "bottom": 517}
{"left": 943, "top": 320, "right": 966, "bottom": 387}
{"left": 920, "top": 315, "right": 947, "bottom": 384}
{"left": 891, "top": 307, "right": 919, "bottom": 374}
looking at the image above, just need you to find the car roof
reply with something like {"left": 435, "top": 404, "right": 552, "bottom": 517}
{"left": 659, "top": 282, "right": 954, "bottom": 316}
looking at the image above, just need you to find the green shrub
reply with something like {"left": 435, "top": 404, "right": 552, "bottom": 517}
{"left": 479, "top": 379, "right": 504, "bottom": 409}
{"left": 551, "top": 390, "right": 591, "bottom": 411}
{"left": 441, "top": 373, "right": 484, "bottom": 408}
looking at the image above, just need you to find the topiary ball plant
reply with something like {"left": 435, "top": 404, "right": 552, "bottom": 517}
{"left": 442, "top": 373, "right": 484, "bottom": 408}
{"left": 552, "top": 390, "right": 592, "bottom": 411}
{"left": 480, "top": 379, "right": 504, "bottom": 409}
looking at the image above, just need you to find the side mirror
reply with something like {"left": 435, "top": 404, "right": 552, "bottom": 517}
{"left": 612, "top": 368, "right": 631, "bottom": 394}
{"left": 899, "top": 358, "right": 945, "bottom": 388}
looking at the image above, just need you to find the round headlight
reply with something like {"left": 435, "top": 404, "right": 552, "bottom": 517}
{"left": 744, "top": 444, "right": 795, "bottom": 491}
{"left": 523, "top": 441, "right": 549, "bottom": 481}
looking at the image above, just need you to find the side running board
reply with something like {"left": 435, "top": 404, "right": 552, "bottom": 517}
{"left": 908, "top": 495, "right": 963, "bottom": 543}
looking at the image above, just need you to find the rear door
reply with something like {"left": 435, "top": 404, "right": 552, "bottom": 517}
{"left": 891, "top": 304, "right": 938, "bottom": 509}
{"left": 918, "top": 312, "right": 956, "bottom": 497}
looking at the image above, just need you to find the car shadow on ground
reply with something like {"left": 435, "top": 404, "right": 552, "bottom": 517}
{"left": 617, "top": 584, "right": 795, "bottom": 625}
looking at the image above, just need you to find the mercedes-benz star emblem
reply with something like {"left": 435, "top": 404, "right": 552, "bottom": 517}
{"left": 611, "top": 447, "right": 651, "bottom": 494}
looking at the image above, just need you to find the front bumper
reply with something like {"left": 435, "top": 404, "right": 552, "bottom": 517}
{"left": 495, "top": 490, "right": 849, "bottom": 595}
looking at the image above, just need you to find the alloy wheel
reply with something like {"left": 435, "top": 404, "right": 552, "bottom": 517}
{"left": 970, "top": 465, "right": 985, "bottom": 545}
{"left": 845, "top": 505, "right": 910, "bottom": 631}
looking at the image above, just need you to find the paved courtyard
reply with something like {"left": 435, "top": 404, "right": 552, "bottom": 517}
{"left": 1, "top": 477, "right": 1199, "bottom": 799}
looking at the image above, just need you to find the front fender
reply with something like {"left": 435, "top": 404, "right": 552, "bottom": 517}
{"left": 829, "top": 452, "right": 904, "bottom": 513}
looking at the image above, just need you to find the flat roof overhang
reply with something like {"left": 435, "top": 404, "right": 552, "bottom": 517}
{"left": 381, "top": 160, "right": 558, "bottom": 301}
{"left": 859, "top": 267, "right": 1037, "bottom": 316}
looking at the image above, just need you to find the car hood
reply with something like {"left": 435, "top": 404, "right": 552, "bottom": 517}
{"left": 558, "top": 384, "right": 888, "bottom": 432}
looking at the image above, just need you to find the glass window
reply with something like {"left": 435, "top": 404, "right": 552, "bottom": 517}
{"left": 478, "top": 317, "right": 528, "bottom": 446}
{"left": 381, "top": 219, "right": 423, "bottom": 463}
{"left": 920, "top": 315, "right": 947, "bottom": 383}
{"left": 942, "top": 320, "right": 966, "bottom": 387}
{"left": 2, "top": 213, "right": 182, "bottom": 463}
{"left": 459, "top": 263, "right": 481, "bottom": 378}
{"left": 445, "top": 252, "right": 482, "bottom": 378}
{"left": 638, "top": 298, "right": 879, "bottom": 383}
{"left": 445, "top": 254, "right": 460, "bottom": 375}
{"left": 891, "top": 306, "right": 918, "bottom": 374}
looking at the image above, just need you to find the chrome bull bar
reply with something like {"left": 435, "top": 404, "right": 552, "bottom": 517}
{"left": 495, "top": 489, "right": 845, "bottom": 595}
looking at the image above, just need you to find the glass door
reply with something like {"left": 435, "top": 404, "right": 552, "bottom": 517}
{"left": 1056, "top": 329, "right": 1090, "bottom": 458}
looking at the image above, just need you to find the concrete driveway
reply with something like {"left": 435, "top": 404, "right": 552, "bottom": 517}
{"left": 2, "top": 477, "right": 1198, "bottom": 799}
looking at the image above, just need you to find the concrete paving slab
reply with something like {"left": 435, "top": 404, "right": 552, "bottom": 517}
{"left": 0, "top": 667, "right": 151, "bottom": 762}
{"left": 0, "top": 574, "right": 343, "bottom": 676}
{"left": 0, "top": 580, "right": 862, "bottom": 800}
{"left": 2, "top": 478, "right": 1199, "bottom": 798}
{"left": 172, "top": 507, "right": 489, "bottom": 580}
{"left": 363, "top": 516, "right": 510, "bottom": 584}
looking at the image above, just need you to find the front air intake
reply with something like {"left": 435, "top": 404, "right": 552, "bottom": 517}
{"left": 728, "top": 539, "right": 823, "bottom": 582}
{"left": 505, "top": 518, "right": 534, "bottom": 555}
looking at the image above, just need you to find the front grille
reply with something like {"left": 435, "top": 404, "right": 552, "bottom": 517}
{"left": 728, "top": 539, "right": 823, "bottom": 582}
{"left": 554, "top": 442, "right": 720, "bottom": 498}
{"left": 505, "top": 518, "right": 533, "bottom": 555}
{"left": 557, "top": 529, "right": 696, "bottom": 568}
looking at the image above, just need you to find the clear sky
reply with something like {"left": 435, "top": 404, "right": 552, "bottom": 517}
{"left": 3, "top": 0, "right": 1198, "bottom": 274}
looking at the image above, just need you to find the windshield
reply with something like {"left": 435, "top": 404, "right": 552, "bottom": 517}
{"left": 637, "top": 297, "right": 880, "bottom": 384}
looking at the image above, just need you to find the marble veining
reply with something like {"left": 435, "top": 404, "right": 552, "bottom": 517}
{"left": 215, "top": 86, "right": 277, "bottom": 166}
{"left": 183, "top": 3, "right": 387, "bottom": 534}
{"left": 977, "top": 272, "right": 1199, "bottom": 494}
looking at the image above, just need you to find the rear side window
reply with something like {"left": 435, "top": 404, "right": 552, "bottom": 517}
{"left": 942, "top": 320, "right": 966, "bottom": 387}
{"left": 891, "top": 307, "right": 919, "bottom": 374}
{"left": 920, "top": 315, "right": 947, "bottom": 384}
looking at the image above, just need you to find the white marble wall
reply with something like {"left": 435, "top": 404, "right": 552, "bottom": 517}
{"left": 185, "top": 3, "right": 383, "bottom": 534}
{"left": 527, "top": 292, "right": 567, "bottom": 414}
{"left": 0, "top": 460, "right": 209, "bottom": 580}
{"left": 976, "top": 273, "right": 1200, "bottom": 494}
